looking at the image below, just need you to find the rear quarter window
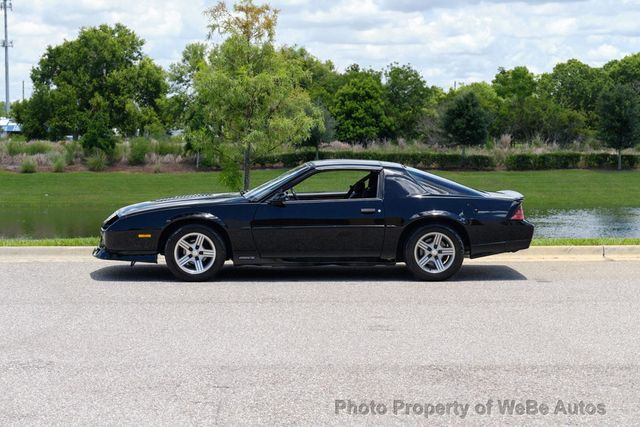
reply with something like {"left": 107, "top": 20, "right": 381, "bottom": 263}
{"left": 384, "top": 174, "right": 428, "bottom": 197}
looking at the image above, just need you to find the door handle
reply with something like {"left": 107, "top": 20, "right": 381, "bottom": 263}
{"left": 360, "top": 208, "right": 377, "bottom": 214}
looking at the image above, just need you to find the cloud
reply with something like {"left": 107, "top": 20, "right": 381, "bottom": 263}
{"left": 3, "top": 0, "right": 640, "bottom": 103}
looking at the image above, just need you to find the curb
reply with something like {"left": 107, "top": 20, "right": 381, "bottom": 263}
{"left": 1, "top": 245, "right": 639, "bottom": 262}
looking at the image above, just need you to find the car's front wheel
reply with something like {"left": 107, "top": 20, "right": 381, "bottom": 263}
{"left": 404, "top": 225, "right": 464, "bottom": 281}
{"left": 165, "top": 225, "right": 226, "bottom": 281}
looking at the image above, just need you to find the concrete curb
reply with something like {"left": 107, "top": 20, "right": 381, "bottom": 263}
{"left": 1, "top": 245, "right": 639, "bottom": 262}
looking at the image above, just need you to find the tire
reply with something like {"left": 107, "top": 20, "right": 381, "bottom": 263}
{"left": 165, "top": 224, "right": 227, "bottom": 281}
{"left": 404, "top": 225, "right": 464, "bottom": 281}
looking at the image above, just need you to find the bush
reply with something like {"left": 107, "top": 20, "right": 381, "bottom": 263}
{"left": 52, "top": 157, "right": 66, "bottom": 173}
{"left": 86, "top": 150, "right": 107, "bottom": 171}
{"left": 20, "top": 158, "right": 37, "bottom": 173}
{"left": 582, "top": 153, "right": 639, "bottom": 169}
{"left": 530, "top": 152, "right": 581, "bottom": 170}
{"left": 251, "top": 150, "right": 495, "bottom": 170}
{"left": 505, "top": 153, "right": 581, "bottom": 170}
{"left": 63, "top": 140, "right": 83, "bottom": 165}
{"left": 25, "top": 141, "right": 52, "bottom": 155}
{"left": 6, "top": 140, "right": 27, "bottom": 156}
{"left": 156, "top": 139, "right": 183, "bottom": 156}
{"left": 505, "top": 154, "right": 534, "bottom": 170}
{"left": 8, "top": 134, "right": 27, "bottom": 143}
{"left": 128, "top": 137, "right": 152, "bottom": 165}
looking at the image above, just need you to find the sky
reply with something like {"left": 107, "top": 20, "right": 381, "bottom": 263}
{"left": 6, "top": 0, "right": 640, "bottom": 102}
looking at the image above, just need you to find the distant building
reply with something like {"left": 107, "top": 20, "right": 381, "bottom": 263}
{"left": 0, "top": 117, "right": 21, "bottom": 133}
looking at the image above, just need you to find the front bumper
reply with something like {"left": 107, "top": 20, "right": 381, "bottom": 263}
{"left": 92, "top": 246, "right": 158, "bottom": 264}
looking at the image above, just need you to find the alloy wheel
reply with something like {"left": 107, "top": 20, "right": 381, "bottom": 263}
{"left": 173, "top": 232, "right": 217, "bottom": 275}
{"left": 413, "top": 231, "right": 456, "bottom": 274}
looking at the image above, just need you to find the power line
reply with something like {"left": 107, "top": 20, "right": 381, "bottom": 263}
{"left": 1, "top": 0, "right": 12, "bottom": 115}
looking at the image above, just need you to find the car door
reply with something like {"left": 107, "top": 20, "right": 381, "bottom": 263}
{"left": 251, "top": 168, "right": 385, "bottom": 259}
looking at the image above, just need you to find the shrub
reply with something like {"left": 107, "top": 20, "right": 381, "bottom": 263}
{"left": 52, "top": 157, "right": 66, "bottom": 173}
{"left": 156, "top": 139, "right": 183, "bottom": 156}
{"left": 582, "top": 153, "right": 639, "bottom": 169}
{"left": 8, "top": 134, "right": 27, "bottom": 143}
{"left": 20, "top": 158, "right": 37, "bottom": 173}
{"left": 6, "top": 140, "right": 27, "bottom": 156}
{"left": 63, "top": 140, "right": 83, "bottom": 165}
{"left": 86, "top": 150, "right": 107, "bottom": 171}
{"left": 128, "top": 137, "right": 152, "bottom": 165}
{"left": 251, "top": 150, "right": 495, "bottom": 170}
{"left": 505, "top": 153, "right": 535, "bottom": 170}
{"left": 533, "top": 152, "right": 581, "bottom": 169}
{"left": 25, "top": 141, "right": 52, "bottom": 155}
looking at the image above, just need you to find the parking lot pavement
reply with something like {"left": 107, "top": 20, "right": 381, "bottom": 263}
{"left": 1, "top": 259, "right": 639, "bottom": 425}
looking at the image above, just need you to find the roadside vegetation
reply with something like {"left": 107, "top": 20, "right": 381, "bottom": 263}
{"left": 0, "top": 138, "right": 638, "bottom": 173}
{"left": 1, "top": 0, "right": 639, "bottom": 187}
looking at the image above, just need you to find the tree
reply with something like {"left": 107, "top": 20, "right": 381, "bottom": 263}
{"left": 492, "top": 66, "right": 537, "bottom": 100}
{"left": 20, "top": 24, "right": 167, "bottom": 147}
{"left": 383, "top": 63, "right": 433, "bottom": 140}
{"left": 597, "top": 84, "right": 640, "bottom": 170}
{"left": 442, "top": 92, "right": 489, "bottom": 147}
{"left": 447, "top": 82, "right": 501, "bottom": 137}
{"left": 196, "top": 0, "right": 321, "bottom": 190}
{"left": 167, "top": 42, "right": 209, "bottom": 132}
{"left": 280, "top": 46, "right": 341, "bottom": 109}
{"left": 604, "top": 53, "right": 640, "bottom": 89}
{"left": 332, "top": 72, "right": 390, "bottom": 145}
{"left": 280, "top": 46, "right": 339, "bottom": 153}
{"left": 538, "top": 59, "right": 606, "bottom": 125}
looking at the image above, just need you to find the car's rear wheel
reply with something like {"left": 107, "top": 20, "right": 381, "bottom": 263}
{"left": 165, "top": 225, "right": 226, "bottom": 281}
{"left": 404, "top": 225, "right": 464, "bottom": 281}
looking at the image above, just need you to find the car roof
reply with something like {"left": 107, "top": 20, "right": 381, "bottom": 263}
{"left": 307, "top": 159, "right": 404, "bottom": 170}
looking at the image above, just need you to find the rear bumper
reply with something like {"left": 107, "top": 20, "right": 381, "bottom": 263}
{"left": 470, "top": 220, "right": 534, "bottom": 259}
{"left": 92, "top": 246, "right": 158, "bottom": 264}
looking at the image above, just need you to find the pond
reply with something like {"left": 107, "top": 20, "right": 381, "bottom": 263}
{"left": 0, "top": 205, "right": 639, "bottom": 240}
{"left": 527, "top": 208, "right": 640, "bottom": 239}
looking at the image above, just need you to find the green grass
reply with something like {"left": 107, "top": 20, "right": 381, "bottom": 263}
{"left": 531, "top": 238, "right": 640, "bottom": 246}
{"left": 1, "top": 169, "right": 638, "bottom": 210}
{"left": 1, "top": 237, "right": 638, "bottom": 247}
{"left": 0, "top": 237, "right": 100, "bottom": 246}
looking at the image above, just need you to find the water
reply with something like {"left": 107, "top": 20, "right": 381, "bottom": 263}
{"left": 0, "top": 206, "right": 638, "bottom": 239}
{"left": 528, "top": 208, "right": 640, "bottom": 239}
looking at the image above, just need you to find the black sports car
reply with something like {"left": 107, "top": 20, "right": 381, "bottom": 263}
{"left": 93, "top": 160, "right": 534, "bottom": 281}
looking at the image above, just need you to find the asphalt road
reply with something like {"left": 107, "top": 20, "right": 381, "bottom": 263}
{"left": 0, "top": 257, "right": 639, "bottom": 426}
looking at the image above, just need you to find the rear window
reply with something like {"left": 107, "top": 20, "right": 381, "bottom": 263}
{"left": 406, "top": 167, "right": 484, "bottom": 196}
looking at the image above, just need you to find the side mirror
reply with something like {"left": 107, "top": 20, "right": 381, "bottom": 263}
{"left": 269, "top": 192, "right": 287, "bottom": 206}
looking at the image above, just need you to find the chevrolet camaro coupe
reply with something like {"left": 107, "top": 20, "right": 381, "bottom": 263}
{"left": 93, "top": 160, "right": 534, "bottom": 281}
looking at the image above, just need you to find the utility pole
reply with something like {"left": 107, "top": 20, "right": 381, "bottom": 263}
{"left": 1, "top": 0, "right": 11, "bottom": 116}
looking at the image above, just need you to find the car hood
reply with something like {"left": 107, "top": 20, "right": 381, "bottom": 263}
{"left": 117, "top": 192, "right": 244, "bottom": 217}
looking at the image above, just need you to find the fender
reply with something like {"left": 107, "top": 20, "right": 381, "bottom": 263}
{"left": 163, "top": 212, "right": 227, "bottom": 230}
{"left": 409, "top": 209, "right": 468, "bottom": 226}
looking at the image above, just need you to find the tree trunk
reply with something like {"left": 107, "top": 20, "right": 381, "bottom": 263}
{"left": 243, "top": 144, "right": 251, "bottom": 191}
{"left": 618, "top": 149, "right": 622, "bottom": 171}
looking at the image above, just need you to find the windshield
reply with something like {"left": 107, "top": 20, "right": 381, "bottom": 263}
{"left": 244, "top": 164, "right": 310, "bottom": 201}
{"left": 406, "top": 167, "right": 485, "bottom": 196}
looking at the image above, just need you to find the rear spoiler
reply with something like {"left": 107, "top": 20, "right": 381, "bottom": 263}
{"left": 493, "top": 190, "right": 524, "bottom": 201}
{"left": 488, "top": 190, "right": 524, "bottom": 202}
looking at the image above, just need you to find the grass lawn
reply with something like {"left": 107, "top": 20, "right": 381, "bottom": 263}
{"left": 1, "top": 169, "right": 638, "bottom": 210}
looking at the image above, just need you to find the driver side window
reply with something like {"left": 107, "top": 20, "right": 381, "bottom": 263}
{"left": 287, "top": 169, "right": 379, "bottom": 201}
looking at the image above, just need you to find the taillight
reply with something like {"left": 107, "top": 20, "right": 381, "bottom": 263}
{"left": 511, "top": 205, "right": 525, "bottom": 220}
